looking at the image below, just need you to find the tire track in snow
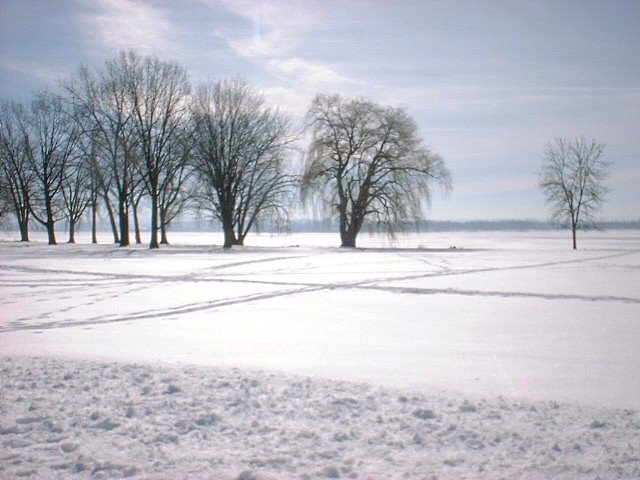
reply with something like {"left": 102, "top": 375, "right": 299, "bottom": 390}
{"left": 2, "top": 248, "right": 637, "bottom": 332}
{"left": 367, "top": 249, "right": 640, "bottom": 284}
{"left": 3, "top": 275, "right": 637, "bottom": 333}
{"left": 1, "top": 248, "right": 635, "bottom": 285}
{"left": 354, "top": 285, "right": 640, "bottom": 304}
{"left": 0, "top": 284, "right": 325, "bottom": 332}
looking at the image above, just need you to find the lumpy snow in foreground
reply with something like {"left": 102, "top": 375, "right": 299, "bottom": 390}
{"left": 2, "top": 356, "right": 638, "bottom": 480}
{"left": 1, "top": 230, "right": 639, "bottom": 479}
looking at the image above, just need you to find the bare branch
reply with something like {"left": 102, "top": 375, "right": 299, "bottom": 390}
{"left": 191, "top": 78, "right": 297, "bottom": 248}
{"left": 538, "top": 137, "right": 610, "bottom": 249}
{"left": 302, "top": 94, "right": 451, "bottom": 247}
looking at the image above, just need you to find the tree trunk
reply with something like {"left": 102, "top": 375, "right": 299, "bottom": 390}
{"left": 339, "top": 214, "right": 359, "bottom": 248}
{"left": 222, "top": 221, "right": 236, "bottom": 249}
{"left": 160, "top": 223, "right": 169, "bottom": 245}
{"left": 46, "top": 219, "right": 57, "bottom": 245}
{"left": 340, "top": 231, "right": 356, "bottom": 248}
{"left": 103, "top": 193, "right": 120, "bottom": 244}
{"left": 44, "top": 195, "right": 57, "bottom": 245}
{"left": 572, "top": 224, "right": 577, "bottom": 250}
{"left": 118, "top": 199, "right": 129, "bottom": 247}
{"left": 91, "top": 199, "right": 98, "bottom": 244}
{"left": 159, "top": 207, "right": 169, "bottom": 245}
{"left": 222, "top": 227, "right": 235, "bottom": 249}
{"left": 219, "top": 202, "right": 236, "bottom": 248}
{"left": 68, "top": 221, "right": 76, "bottom": 244}
{"left": 149, "top": 191, "right": 159, "bottom": 249}
{"left": 340, "top": 222, "right": 358, "bottom": 247}
{"left": 18, "top": 215, "right": 29, "bottom": 242}
{"left": 18, "top": 193, "right": 30, "bottom": 241}
{"left": 233, "top": 226, "right": 245, "bottom": 246}
{"left": 133, "top": 201, "right": 142, "bottom": 244}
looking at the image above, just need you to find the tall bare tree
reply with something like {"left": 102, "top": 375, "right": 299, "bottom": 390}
{"left": 191, "top": 79, "right": 296, "bottom": 248}
{"left": 158, "top": 134, "right": 192, "bottom": 245}
{"left": 539, "top": 137, "right": 610, "bottom": 249}
{"left": 23, "top": 92, "right": 79, "bottom": 245}
{"left": 61, "top": 132, "right": 93, "bottom": 243}
{"left": 85, "top": 132, "right": 101, "bottom": 244}
{"left": 121, "top": 51, "right": 191, "bottom": 249}
{"left": 0, "top": 101, "right": 34, "bottom": 241}
{"left": 302, "top": 94, "right": 451, "bottom": 247}
{"left": 63, "top": 59, "right": 139, "bottom": 246}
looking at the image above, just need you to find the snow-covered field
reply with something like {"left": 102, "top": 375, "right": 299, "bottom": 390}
{"left": 1, "top": 230, "right": 639, "bottom": 479}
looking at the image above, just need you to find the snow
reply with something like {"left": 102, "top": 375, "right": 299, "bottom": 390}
{"left": 1, "top": 229, "right": 639, "bottom": 478}
{"left": 2, "top": 356, "right": 639, "bottom": 479}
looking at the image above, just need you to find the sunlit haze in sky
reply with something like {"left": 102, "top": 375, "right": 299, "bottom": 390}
{"left": 1, "top": 0, "right": 638, "bottom": 221}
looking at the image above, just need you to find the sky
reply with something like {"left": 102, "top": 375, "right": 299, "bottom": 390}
{"left": 0, "top": 0, "right": 638, "bottom": 221}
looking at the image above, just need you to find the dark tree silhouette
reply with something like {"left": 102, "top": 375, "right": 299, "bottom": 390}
{"left": 123, "top": 52, "right": 192, "bottom": 249}
{"left": 23, "top": 92, "right": 79, "bottom": 245}
{"left": 302, "top": 94, "right": 451, "bottom": 247}
{"left": 158, "top": 128, "right": 192, "bottom": 245}
{"left": 539, "top": 137, "right": 610, "bottom": 249}
{"left": 61, "top": 134, "right": 92, "bottom": 243}
{"left": 191, "top": 79, "right": 296, "bottom": 248}
{"left": 0, "top": 101, "right": 34, "bottom": 241}
{"left": 64, "top": 59, "right": 140, "bottom": 246}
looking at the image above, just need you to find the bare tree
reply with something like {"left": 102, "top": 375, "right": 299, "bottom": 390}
{"left": 539, "top": 137, "right": 610, "bottom": 249}
{"left": 23, "top": 92, "right": 79, "bottom": 245}
{"left": 132, "top": 188, "right": 145, "bottom": 244}
{"left": 86, "top": 132, "right": 101, "bottom": 244}
{"left": 302, "top": 94, "right": 451, "bottom": 247}
{"left": 122, "top": 51, "right": 191, "bottom": 249}
{"left": 0, "top": 101, "right": 34, "bottom": 241}
{"left": 158, "top": 135, "right": 192, "bottom": 245}
{"left": 191, "top": 79, "right": 296, "bottom": 248}
{"left": 61, "top": 132, "right": 93, "bottom": 243}
{"left": 63, "top": 60, "right": 139, "bottom": 246}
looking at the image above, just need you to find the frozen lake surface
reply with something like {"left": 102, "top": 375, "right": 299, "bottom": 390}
{"left": 1, "top": 230, "right": 639, "bottom": 478}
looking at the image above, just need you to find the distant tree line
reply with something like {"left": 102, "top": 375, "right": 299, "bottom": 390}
{"left": 0, "top": 51, "right": 451, "bottom": 248}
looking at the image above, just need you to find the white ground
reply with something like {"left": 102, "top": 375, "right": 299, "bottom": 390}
{"left": 1, "top": 229, "right": 639, "bottom": 479}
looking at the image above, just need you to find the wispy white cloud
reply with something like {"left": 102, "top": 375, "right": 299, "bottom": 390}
{"left": 210, "top": 0, "right": 365, "bottom": 114}
{"left": 213, "top": 0, "right": 323, "bottom": 58}
{"left": 0, "top": 54, "right": 69, "bottom": 87}
{"left": 77, "top": 0, "right": 176, "bottom": 57}
{"left": 267, "top": 57, "right": 357, "bottom": 87}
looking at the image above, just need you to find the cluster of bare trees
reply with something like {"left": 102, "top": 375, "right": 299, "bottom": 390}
{"left": 0, "top": 50, "right": 618, "bottom": 251}
{"left": 0, "top": 93, "right": 80, "bottom": 244}
{"left": 1, "top": 51, "right": 452, "bottom": 249}
{"left": 0, "top": 52, "right": 194, "bottom": 247}
{"left": 0, "top": 52, "right": 296, "bottom": 248}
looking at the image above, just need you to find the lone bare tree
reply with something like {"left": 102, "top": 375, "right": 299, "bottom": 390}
{"left": 302, "top": 94, "right": 451, "bottom": 247}
{"left": 539, "top": 137, "right": 610, "bottom": 249}
{"left": 191, "top": 79, "right": 296, "bottom": 248}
